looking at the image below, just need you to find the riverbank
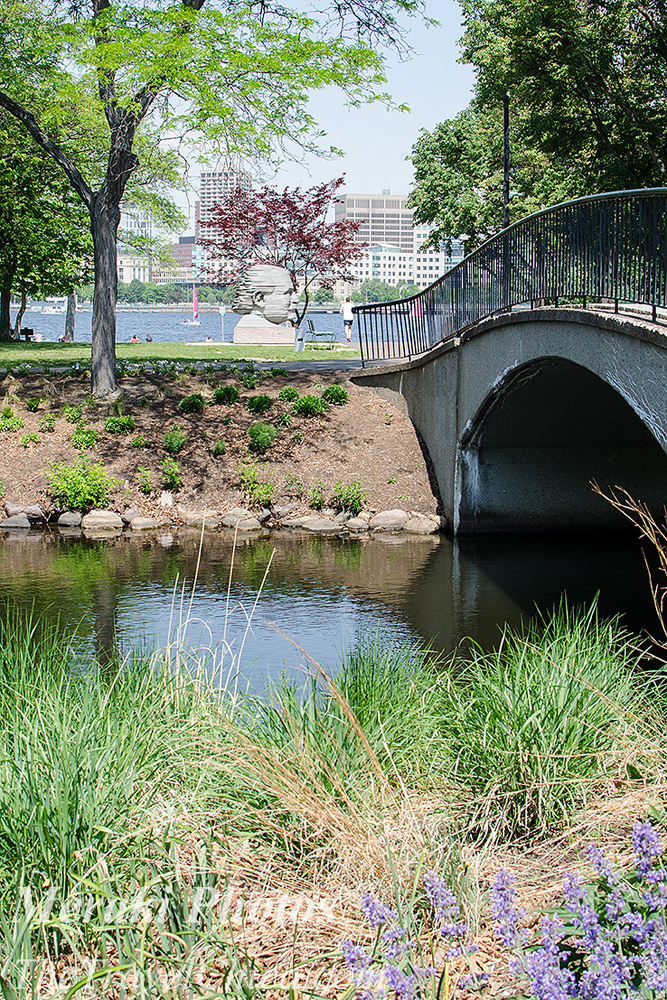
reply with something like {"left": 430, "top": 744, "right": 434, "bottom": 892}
{"left": 0, "top": 602, "right": 664, "bottom": 996}
{"left": 0, "top": 363, "right": 439, "bottom": 526}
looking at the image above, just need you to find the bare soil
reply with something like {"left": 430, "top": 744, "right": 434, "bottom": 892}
{"left": 0, "top": 367, "right": 440, "bottom": 519}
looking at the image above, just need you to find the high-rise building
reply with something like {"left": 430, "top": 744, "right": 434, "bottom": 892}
{"left": 195, "top": 167, "right": 252, "bottom": 241}
{"left": 335, "top": 191, "right": 416, "bottom": 252}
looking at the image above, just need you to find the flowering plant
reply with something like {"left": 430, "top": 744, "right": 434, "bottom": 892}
{"left": 492, "top": 819, "right": 667, "bottom": 999}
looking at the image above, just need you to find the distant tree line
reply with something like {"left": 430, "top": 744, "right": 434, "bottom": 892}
{"left": 78, "top": 280, "right": 236, "bottom": 306}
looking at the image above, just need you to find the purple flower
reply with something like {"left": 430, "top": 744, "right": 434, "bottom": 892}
{"left": 490, "top": 869, "right": 527, "bottom": 949}
{"left": 633, "top": 820, "right": 662, "bottom": 879}
{"left": 563, "top": 872, "right": 600, "bottom": 950}
{"left": 525, "top": 916, "right": 576, "bottom": 999}
{"left": 342, "top": 939, "right": 385, "bottom": 999}
{"left": 342, "top": 939, "right": 372, "bottom": 974}
{"left": 384, "top": 965, "right": 419, "bottom": 1000}
{"left": 578, "top": 936, "right": 634, "bottom": 999}
{"left": 586, "top": 843, "right": 617, "bottom": 886}
{"left": 361, "top": 892, "right": 398, "bottom": 929}
{"left": 381, "top": 926, "right": 412, "bottom": 962}
{"left": 424, "top": 870, "right": 467, "bottom": 938}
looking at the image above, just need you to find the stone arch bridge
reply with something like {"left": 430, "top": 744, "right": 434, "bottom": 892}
{"left": 352, "top": 307, "right": 667, "bottom": 533}
{"left": 350, "top": 190, "right": 667, "bottom": 533}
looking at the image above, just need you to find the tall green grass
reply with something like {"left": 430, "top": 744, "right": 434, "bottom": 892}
{"left": 437, "top": 602, "right": 659, "bottom": 840}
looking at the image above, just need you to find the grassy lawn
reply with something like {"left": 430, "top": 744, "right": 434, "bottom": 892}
{"left": 0, "top": 340, "right": 361, "bottom": 369}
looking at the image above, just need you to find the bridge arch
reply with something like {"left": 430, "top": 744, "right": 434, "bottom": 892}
{"left": 352, "top": 309, "right": 667, "bottom": 534}
{"left": 457, "top": 356, "right": 667, "bottom": 532}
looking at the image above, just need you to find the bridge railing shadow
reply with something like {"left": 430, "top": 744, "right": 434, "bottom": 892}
{"left": 353, "top": 188, "right": 667, "bottom": 365}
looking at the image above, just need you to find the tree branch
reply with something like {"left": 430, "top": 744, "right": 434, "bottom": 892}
{"left": 0, "top": 90, "right": 94, "bottom": 210}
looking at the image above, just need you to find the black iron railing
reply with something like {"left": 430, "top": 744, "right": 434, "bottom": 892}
{"left": 353, "top": 189, "right": 667, "bottom": 366}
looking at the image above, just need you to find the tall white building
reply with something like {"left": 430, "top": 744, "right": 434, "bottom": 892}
{"left": 195, "top": 167, "right": 252, "bottom": 241}
{"left": 335, "top": 191, "right": 416, "bottom": 252}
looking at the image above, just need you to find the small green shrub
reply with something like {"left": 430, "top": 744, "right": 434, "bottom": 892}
{"left": 248, "top": 421, "right": 277, "bottom": 453}
{"left": 239, "top": 462, "right": 275, "bottom": 506}
{"left": 242, "top": 372, "right": 261, "bottom": 389}
{"left": 38, "top": 413, "right": 56, "bottom": 432}
{"left": 212, "top": 438, "right": 226, "bottom": 457}
{"left": 331, "top": 480, "right": 367, "bottom": 516}
{"left": 0, "top": 481, "right": 4, "bottom": 498}
{"left": 293, "top": 430, "right": 303, "bottom": 444}
{"left": 245, "top": 394, "right": 272, "bottom": 415}
{"left": 161, "top": 457, "right": 182, "bottom": 489}
{"left": 20, "top": 432, "right": 40, "bottom": 448}
{"left": 105, "top": 415, "right": 135, "bottom": 434}
{"left": 276, "top": 413, "right": 291, "bottom": 428}
{"left": 178, "top": 393, "right": 205, "bottom": 414}
{"left": 137, "top": 466, "right": 153, "bottom": 494}
{"left": 163, "top": 425, "right": 186, "bottom": 453}
{"left": 0, "top": 415, "right": 24, "bottom": 432}
{"left": 213, "top": 384, "right": 239, "bottom": 405}
{"left": 284, "top": 473, "right": 303, "bottom": 494}
{"left": 44, "top": 458, "right": 120, "bottom": 511}
{"left": 26, "top": 397, "right": 42, "bottom": 412}
{"left": 269, "top": 367, "right": 288, "bottom": 378}
{"left": 321, "top": 384, "right": 349, "bottom": 406}
{"left": 130, "top": 434, "right": 151, "bottom": 448}
{"left": 307, "top": 479, "right": 326, "bottom": 510}
{"left": 292, "top": 394, "right": 328, "bottom": 417}
{"left": 71, "top": 424, "right": 99, "bottom": 451}
{"left": 62, "top": 404, "right": 83, "bottom": 423}
{"left": 278, "top": 386, "right": 299, "bottom": 403}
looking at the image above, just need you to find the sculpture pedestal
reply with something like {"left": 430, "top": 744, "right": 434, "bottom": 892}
{"left": 233, "top": 314, "right": 295, "bottom": 345}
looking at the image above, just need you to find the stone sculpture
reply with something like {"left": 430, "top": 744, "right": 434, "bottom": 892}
{"left": 232, "top": 264, "right": 299, "bottom": 344}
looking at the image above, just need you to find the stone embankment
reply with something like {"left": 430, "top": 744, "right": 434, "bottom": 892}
{"left": 0, "top": 499, "right": 445, "bottom": 537}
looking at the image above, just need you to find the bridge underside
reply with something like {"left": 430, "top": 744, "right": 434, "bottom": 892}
{"left": 459, "top": 358, "right": 667, "bottom": 532}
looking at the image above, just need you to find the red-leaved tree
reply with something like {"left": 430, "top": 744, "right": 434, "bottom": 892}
{"left": 201, "top": 176, "right": 366, "bottom": 326}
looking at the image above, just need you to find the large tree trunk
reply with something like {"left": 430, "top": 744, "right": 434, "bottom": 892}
{"left": 64, "top": 291, "right": 76, "bottom": 341}
{"left": 90, "top": 201, "right": 120, "bottom": 399}
{"left": 0, "top": 287, "right": 12, "bottom": 341}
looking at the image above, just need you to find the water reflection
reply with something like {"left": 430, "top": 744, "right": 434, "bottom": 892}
{"left": 0, "top": 527, "right": 659, "bottom": 687}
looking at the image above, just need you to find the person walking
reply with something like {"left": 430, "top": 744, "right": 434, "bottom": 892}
{"left": 340, "top": 297, "right": 354, "bottom": 342}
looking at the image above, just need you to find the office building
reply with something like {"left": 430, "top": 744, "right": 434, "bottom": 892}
{"left": 195, "top": 166, "right": 252, "bottom": 241}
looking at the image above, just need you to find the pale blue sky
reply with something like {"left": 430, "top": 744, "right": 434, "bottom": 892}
{"left": 179, "top": 0, "right": 474, "bottom": 228}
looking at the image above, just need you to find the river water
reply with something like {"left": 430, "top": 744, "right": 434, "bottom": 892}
{"left": 19, "top": 306, "right": 350, "bottom": 345}
{"left": 0, "top": 527, "right": 658, "bottom": 690}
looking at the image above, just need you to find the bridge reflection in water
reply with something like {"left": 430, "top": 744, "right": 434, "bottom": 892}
{"left": 0, "top": 529, "right": 658, "bottom": 683}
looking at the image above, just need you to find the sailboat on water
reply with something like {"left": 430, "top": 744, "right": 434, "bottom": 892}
{"left": 183, "top": 284, "right": 200, "bottom": 326}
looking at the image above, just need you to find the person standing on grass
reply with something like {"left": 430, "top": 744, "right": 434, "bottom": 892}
{"left": 340, "top": 297, "right": 354, "bottom": 342}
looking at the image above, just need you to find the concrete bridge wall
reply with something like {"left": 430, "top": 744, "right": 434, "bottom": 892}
{"left": 351, "top": 308, "right": 667, "bottom": 533}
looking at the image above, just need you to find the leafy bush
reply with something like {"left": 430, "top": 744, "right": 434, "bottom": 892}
{"left": 278, "top": 386, "right": 299, "bottom": 403}
{"left": 239, "top": 462, "right": 275, "bottom": 506}
{"left": 269, "top": 367, "right": 288, "bottom": 378}
{"left": 137, "top": 466, "right": 153, "bottom": 494}
{"left": 321, "top": 384, "right": 349, "bottom": 405}
{"left": 330, "top": 480, "right": 367, "bottom": 515}
{"left": 245, "top": 394, "right": 272, "bottom": 415}
{"left": 248, "top": 421, "right": 277, "bottom": 453}
{"left": 0, "top": 415, "right": 24, "bottom": 432}
{"left": 213, "top": 384, "right": 239, "bottom": 405}
{"left": 71, "top": 424, "right": 99, "bottom": 451}
{"left": 284, "top": 473, "right": 303, "bottom": 494}
{"left": 212, "top": 438, "right": 226, "bottom": 458}
{"left": 307, "top": 479, "right": 326, "bottom": 510}
{"left": 20, "top": 432, "right": 40, "bottom": 448}
{"left": 105, "top": 415, "right": 136, "bottom": 434}
{"left": 292, "top": 394, "right": 328, "bottom": 417}
{"left": 163, "top": 425, "right": 186, "bottom": 453}
{"left": 44, "top": 458, "right": 120, "bottom": 511}
{"left": 293, "top": 430, "right": 303, "bottom": 444}
{"left": 178, "top": 393, "right": 205, "bottom": 414}
{"left": 242, "top": 372, "right": 261, "bottom": 389}
{"left": 130, "top": 434, "right": 151, "bottom": 448}
{"left": 26, "top": 397, "right": 42, "bottom": 412}
{"left": 38, "top": 413, "right": 55, "bottom": 432}
{"left": 276, "top": 413, "right": 291, "bottom": 427}
{"left": 161, "top": 457, "right": 182, "bottom": 489}
{"left": 62, "top": 404, "right": 83, "bottom": 423}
